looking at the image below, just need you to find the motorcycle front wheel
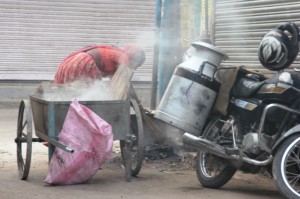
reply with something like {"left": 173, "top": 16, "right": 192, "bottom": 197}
{"left": 273, "top": 134, "right": 300, "bottom": 199}
{"left": 196, "top": 116, "right": 237, "bottom": 188}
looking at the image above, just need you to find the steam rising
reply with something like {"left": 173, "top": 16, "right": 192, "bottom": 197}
{"left": 38, "top": 63, "right": 133, "bottom": 102}
{"left": 37, "top": 80, "right": 117, "bottom": 101}
{"left": 132, "top": 31, "right": 155, "bottom": 50}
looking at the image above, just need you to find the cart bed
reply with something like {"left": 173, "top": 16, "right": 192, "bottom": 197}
{"left": 30, "top": 95, "right": 130, "bottom": 141}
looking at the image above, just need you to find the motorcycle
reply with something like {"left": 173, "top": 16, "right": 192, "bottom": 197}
{"left": 182, "top": 23, "right": 300, "bottom": 199}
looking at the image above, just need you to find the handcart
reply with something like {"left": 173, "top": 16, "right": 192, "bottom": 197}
{"left": 15, "top": 95, "right": 144, "bottom": 182}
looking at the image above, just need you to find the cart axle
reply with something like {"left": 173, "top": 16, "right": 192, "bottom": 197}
{"left": 14, "top": 137, "right": 43, "bottom": 143}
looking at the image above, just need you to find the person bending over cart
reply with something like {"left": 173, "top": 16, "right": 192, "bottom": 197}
{"left": 41, "top": 45, "right": 145, "bottom": 147}
{"left": 54, "top": 45, "right": 146, "bottom": 84}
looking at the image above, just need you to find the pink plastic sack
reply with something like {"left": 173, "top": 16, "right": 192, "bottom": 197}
{"left": 44, "top": 100, "right": 113, "bottom": 185}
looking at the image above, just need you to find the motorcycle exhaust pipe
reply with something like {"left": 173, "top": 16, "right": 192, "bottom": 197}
{"left": 182, "top": 132, "right": 273, "bottom": 166}
{"left": 182, "top": 132, "right": 235, "bottom": 160}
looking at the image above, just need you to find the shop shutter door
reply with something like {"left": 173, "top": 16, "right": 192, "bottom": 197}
{"left": 214, "top": 0, "right": 300, "bottom": 72}
{"left": 0, "top": 0, "right": 155, "bottom": 81}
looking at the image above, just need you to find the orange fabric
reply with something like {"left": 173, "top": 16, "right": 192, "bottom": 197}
{"left": 98, "top": 47, "right": 129, "bottom": 76}
{"left": 54, "top": 46, "right": 129, "bottom": 84}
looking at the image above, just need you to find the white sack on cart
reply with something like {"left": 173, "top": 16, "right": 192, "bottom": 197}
{"left": 44, "top": 100, "right": 113, "bottom": 185}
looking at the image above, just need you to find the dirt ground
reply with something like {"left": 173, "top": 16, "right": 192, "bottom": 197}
{"left": 0, "top": 108, "right": 285, "bottom": 199}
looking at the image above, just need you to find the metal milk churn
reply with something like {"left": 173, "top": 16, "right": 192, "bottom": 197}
{"left": 154, "top": 41, "right": 228, "bottom": 136}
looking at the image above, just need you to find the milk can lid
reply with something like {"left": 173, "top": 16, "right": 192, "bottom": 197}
{"left": 191, "top": 41, "right": 229, "bottom": 60}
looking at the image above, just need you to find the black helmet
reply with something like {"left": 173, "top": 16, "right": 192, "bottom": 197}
{"left": 258, "top": 22, "right": 299, "bottom": 71}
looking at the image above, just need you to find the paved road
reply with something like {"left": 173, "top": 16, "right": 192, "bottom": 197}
{"left": 0, "top": 108, "right": 285, "bottom": 199}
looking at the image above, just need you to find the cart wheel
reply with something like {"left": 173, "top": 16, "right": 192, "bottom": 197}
{"left": 16, "top": 100, "right": 33, "bottom": 180}
{"left": 120, "top": 99, "right": 144, "bottom": 177}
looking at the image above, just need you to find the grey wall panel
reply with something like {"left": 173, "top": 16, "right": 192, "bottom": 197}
{"left": 215, "top": 0, "right": 300, "bottom": 70}
{"left": 0, "top": 0, "right": 155, "bottom": 81}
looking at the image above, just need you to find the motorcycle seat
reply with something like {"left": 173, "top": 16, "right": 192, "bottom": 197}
{"left": 231, "top": 77, "right": 265, "bottom": 98}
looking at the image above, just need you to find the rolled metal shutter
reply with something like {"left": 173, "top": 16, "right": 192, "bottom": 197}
{"left": 214, "top": 0, "right": 300, "bottom": 72}
{"left": 0, "top": 0, "right": 155, "bottom": 81}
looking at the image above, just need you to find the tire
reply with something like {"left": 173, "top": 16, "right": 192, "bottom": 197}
{"left": 120, "top": 99, "right": 144, "bottom": 177}
{"left": 16, "top": 100, "right": 33, "bottom": 180}
{"left": 273, "top": 134, "right": 300, "bottom": 199}
{"left": 196, "top": 116, "right": 237, "bottom": 188}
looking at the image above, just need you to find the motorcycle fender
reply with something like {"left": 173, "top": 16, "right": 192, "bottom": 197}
{"left": 272, "top": 124, "right": 300, "bottom": 154}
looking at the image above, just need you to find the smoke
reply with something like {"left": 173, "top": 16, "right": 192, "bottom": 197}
{"left": 131, "top": 31, "right": 155, "bottom": 50}
{"left": 37, "top": 79, "right": 117, "bottom": 102}
{"left": 39, "top": 64, "right": 133, "bottom": 102}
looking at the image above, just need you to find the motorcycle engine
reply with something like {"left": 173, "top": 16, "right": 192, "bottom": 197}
{"left": 242, "top": 133, "right": 260, "bottom": 155}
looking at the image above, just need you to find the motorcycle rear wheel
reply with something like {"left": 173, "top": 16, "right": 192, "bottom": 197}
{"left": 273, "top": 134, "right": 300, "bottom": 199}
{"left": 196, "top": 116, "right": 237, "bottom": 188}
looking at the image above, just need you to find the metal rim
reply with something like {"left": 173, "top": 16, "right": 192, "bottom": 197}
{"left": 199, "top": 118, "right": 233, "bottom": 179}
{"left": 16, "top": 100, "right": 32, "bottom": 180}
{"left": 129, "top": 99, "right": 144, "bottom": 176}
{"left": 199, "top": 152, "right": 227, "bottom": 178}
{"left": 120, "top": 99, "right": 144, "bottom": 177}
{"left": 281, "top": 137, "right": 300, "bottom": 197}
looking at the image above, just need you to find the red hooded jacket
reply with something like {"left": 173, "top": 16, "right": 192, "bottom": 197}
{"left": 54, "top": 46, "right": 129, "bottom": 84}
